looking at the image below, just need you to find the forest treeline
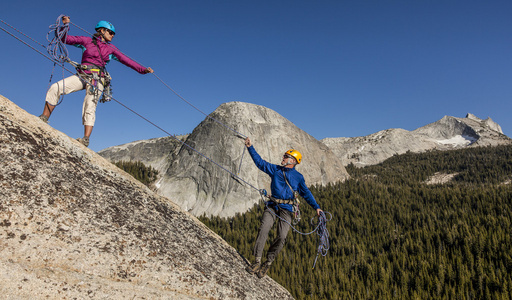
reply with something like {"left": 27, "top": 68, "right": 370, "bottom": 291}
{"left": 114, "top": 160, "right": 159, "bottom": 187}
{"left": 199, "top": 145, "right": 512, "bottom": 299}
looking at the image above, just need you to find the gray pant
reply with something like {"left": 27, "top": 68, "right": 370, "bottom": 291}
{"left": 254, "top": 206, "right": 293, "bottom": 262}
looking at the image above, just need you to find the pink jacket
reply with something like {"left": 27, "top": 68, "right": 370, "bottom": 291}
{"left": 64, "top": 35, "right": 147, "bottom": 74}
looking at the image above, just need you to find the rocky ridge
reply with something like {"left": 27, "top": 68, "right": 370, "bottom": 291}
{"left": 0, "top": 94, "right": 293, "bottom": 299}
{"left": 100, "top": 102, "right": 349, "bottom": 218}
{"left": 322, "top": 114, "right": 511, "bottom": 167}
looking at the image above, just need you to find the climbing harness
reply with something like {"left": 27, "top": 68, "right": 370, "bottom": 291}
{"left": 262, "top": 169, "right": 302, "bottom": 224}
{"left": 266, "top": 195, "right": 301, "bottom": 225}
{"left": 1, "top": 16, "right": 333, "bottom": 268}
{"left": 65, "top": 59, "right": 113, "bottom": 102}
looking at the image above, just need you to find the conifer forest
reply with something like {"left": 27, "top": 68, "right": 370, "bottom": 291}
{"left": 114, "top": 160, "right": 159, "bottom": 187}
{"left": 199, "top": 145, "right": 512, "bottom": 299}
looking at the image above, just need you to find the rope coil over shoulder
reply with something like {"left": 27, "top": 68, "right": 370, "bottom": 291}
{"left": 282, "top": 169, "right": 301, "bottom": 224}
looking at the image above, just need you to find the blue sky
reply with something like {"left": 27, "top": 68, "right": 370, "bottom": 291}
{"left": 2, "top": 1, "right": 511, "bottom": 152}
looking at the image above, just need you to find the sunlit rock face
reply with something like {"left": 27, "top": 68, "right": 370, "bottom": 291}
{"left": 0, "top": 94, "right": 294, "bottom": 299}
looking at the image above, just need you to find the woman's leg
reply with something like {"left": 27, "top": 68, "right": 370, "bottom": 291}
{"left": 40, "top": 75, "right": 85, "bottom": 121}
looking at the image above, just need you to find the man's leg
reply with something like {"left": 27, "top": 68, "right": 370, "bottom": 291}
{"left": 246, "top": 207, "right": 276, "bottom": 275}
{"left": 257, "top": 209, "right": 292, "bottom": 278}
{"left": 253, "top": 207, "right": 277, "bottom": 259}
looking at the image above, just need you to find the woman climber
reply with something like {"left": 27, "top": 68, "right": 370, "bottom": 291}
{"left": 38, "top": 16, "right": 153, "bottom": 147}
{"left": 244, "top": 137, "right": 323, "bottom": 278}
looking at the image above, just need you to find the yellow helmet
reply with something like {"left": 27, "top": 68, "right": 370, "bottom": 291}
{"left": 285, "top": 149, "right": 302, "bottom": 164}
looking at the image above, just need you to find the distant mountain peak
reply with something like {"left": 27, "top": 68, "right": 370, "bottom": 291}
{"left": 323, "top": 113, "right": 511, "bottom": 167}
{"left": 465, "top": 113, "right": 503, "bottom": 133}
{"left": 466, "top": 113, "right": 482, "bottom": 122}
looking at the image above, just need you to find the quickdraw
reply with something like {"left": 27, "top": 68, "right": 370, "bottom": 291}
{"left": 101, "top": 76, "right": 112, "bottom": 103}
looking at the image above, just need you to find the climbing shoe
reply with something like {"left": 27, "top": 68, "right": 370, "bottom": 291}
{"left": 76, "top": 137, "right": 90, "bottom": 147}
{"left": 257, "top": 261, "right": 272, "bottom": 279}
{"left": 245, "top": 262, "right": 261, "bottom": 275}
{"left": 38, "top": 114, "right": 49, "bottom": 124}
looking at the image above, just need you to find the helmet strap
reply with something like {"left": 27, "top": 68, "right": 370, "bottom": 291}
{"left": 99, "top": 30, "right": 106, "bottom": 41}
{"left": 282, "top": 160, "right": 297, "bottom": 167}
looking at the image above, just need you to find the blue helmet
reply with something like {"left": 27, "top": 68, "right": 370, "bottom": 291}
{"left": 95, "top": 20, "right": 115, "bottom": 33}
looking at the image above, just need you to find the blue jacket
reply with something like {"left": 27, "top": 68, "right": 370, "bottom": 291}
{"left": 247, "top": 146, "right": 320, "bottom": 212}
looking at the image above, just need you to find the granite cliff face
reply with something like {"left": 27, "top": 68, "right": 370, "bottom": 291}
{"left": 322, "top": 114, "right": 511, "bottom": 167}
{"left": 100, "top": 102, "right": 349, "bottom": 218}
{"left": 0, "top": 95, "right": 293, "bottom": 299}
{"left": 96, "top": 135, "right": 188, "bottom": 182}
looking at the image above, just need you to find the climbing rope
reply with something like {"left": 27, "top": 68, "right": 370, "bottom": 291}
{"left": 0, "top": 19, "right": 62, "bottom": 64}
{"left": 152, "top": 73, "right": 247, "bottom": 138}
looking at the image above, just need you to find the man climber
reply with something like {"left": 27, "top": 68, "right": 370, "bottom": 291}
{"left": 244, "top": 137, "right": 323, "bottom": 278}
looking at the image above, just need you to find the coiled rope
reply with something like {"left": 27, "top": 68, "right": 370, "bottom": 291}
{"left": 46, "top": 14, "right": 69, "bottom": 63}
{"left": 45, "top": 15, "right": 71, "bottom": 105}
{"left": 312, "top": 211, "right": 330, "bottom": 268}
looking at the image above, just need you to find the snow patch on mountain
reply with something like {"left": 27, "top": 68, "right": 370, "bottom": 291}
{"left": 436, "top": 135, "right": 477, "bottom": 146}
